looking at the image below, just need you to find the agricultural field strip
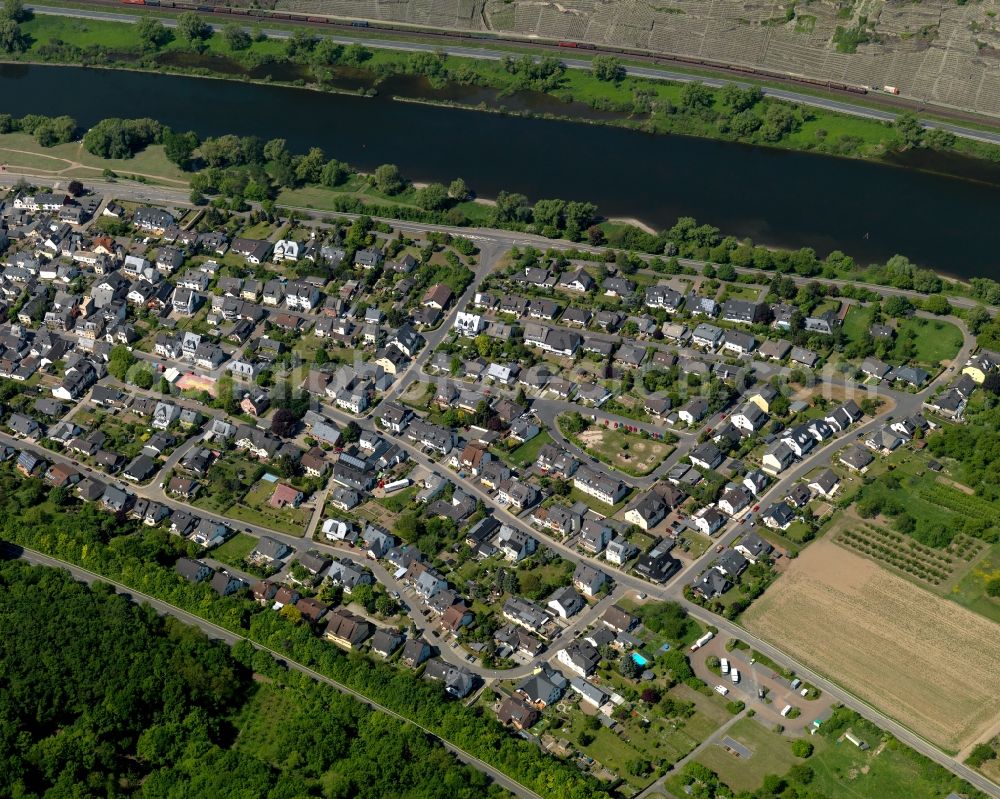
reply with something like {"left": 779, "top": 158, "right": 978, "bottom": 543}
{"left": 743, "top": 540, "right": 1000, "bottom": 754}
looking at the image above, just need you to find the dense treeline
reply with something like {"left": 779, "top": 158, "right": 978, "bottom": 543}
{"left": 0, "top": 558, "right": 508, "bottom": 798}
{"left": 0, "top": 467, "right": 611, "bottom": 799}
{"left": 3, "top": 106, "right": 977, "bottom": 297}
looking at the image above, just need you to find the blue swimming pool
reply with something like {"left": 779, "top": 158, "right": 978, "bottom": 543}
{"left": 632, "top": 653, "right": 649, "bottom": 667}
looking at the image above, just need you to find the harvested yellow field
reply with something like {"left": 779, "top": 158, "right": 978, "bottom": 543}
{"left": 742, "top": 538, "right": 1000, "bottom": 752}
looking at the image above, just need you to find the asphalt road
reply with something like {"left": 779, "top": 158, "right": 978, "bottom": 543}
{"left": 25, "top": 4, "right": 1000, "bottom": 145}
{"left": 0, "top": 543, "right": 543, "bottom": 799}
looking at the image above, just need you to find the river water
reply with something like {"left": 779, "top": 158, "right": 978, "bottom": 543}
{"left": 3, "top": 62, "right": 999, "bottom": 279}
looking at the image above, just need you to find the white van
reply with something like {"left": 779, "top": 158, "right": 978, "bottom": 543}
{"left": 715, "top": 684, "right": 730, "bottom": 697}
{"left": 720, "top": 658, "right": 730, "bottom": 675}
{"left": 781, "top": 704, "right": 793, "bottom": 717}
{"left": 800, "top": 688, "right": 809, "bottom": 697}
{"left": 731, "top": 668, "right": 740, "bottom": 684}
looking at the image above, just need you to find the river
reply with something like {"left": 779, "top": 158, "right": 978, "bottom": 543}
{"left": 3, "top": 62, "right": 999, "bottom": 279}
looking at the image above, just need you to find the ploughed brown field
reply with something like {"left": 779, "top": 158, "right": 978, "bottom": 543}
{"left": 743, "top": 538, "right": 1000, "bottom": 753}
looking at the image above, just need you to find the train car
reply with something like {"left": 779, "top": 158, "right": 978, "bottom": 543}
{"left": 557, "top": 41, "right": 578, "bottom": 48}
{"left": 306, "top": 16, "right": 326, "bottom": 23}
{"left": 121, "top": 0, "right": 146, "bottom": 5}
{"left": 350, "top": 20, "right": 369, "bottom": 27}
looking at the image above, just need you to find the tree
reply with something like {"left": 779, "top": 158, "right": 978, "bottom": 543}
{"left": 791, "top": 739, "right": 814, "bottom": 758}
{"left": 372, "top": 163, "right": 405, "bottom": 195}
{"left": 83, "top": 118, "right": 163, "bottom": 160}
{"left": 720, "top": 83, "right": 762, "bottom": 112}
{"left": 270, "top": 408, "right": 297, "bottom": 438}
{"left": 532, "top": 198, "right": 565, "bottom": 230}
{"left": 560, "top": 411, "right": 588, "bottom": 435}
{"left": 448, "top": 177, "right": 470, "bottom": 201}
{"left": 285, "top": 28, "right": 318, "bottom": 57}
{"left": 223, "top": 23, "right": 251, "bottom": 51}
{"left": 619, "top": 655, "right": 641, "bottom": 679}
{"left": 492, "top": 191, "right": 531, "bottom": 224}
{"left": 591, "top": 55, "right": 625, "bottom": 82}
{"left": 66, "top": 179, "right": 84, "bottom": 197}
{"left": 2, "top": 0, "right": 24, "bottom": 22}
{"left": 680, "top": 82, "right": 714, "bottom": 112}
{"left": 374, "top": 593, "right": 397, "bottom": 617}
{"left": 922, "top": 294, "right": 951, "bottom": 315}
{"left": 894, "top": 111, "right": 924, "bottom": 149}
{"left": 352, "top": 583, "right": 376, "bottom": 612}
{"left": 966, "top": 305, "right": 991, "bottom": 335}
{"left": 108, "top": 345, "right": 137, "bottom": 381}
{"left": 416, "top": 182, "right": 450, "bottom": 211}
{"left": 162, "top": 129, "right": 199, "bottom": 170}
{"left": 132, "top": 365, "right": 155, "bottom": 390}
{"left": 0, "top": 17, "right": 26, "bottom": 53}
{"left": 295, "top": 147, "right": 326, "bottom": 185}
{"left": 321, "top": 158, "right": 350, "bottom": 187}
{"left": 760, "top": 103, "right": 798, "bottom": 142}
{"left": 177, "top": 12, "right": 212, "bottom": 45}
{"left": 884, "top": 295, "right": 913, "bottom": 318}
{"left": 341, "top": 421, "right": 361, "bottom": 444}
{"left": 136, "top": 16, "right": 171, "bottom": 50}
{"left": 263, "top": 137, "right": 289, "bottom": 163}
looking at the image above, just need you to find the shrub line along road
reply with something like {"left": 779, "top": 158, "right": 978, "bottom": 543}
{"left": 0, "top": 543, "right": 543, "bottom": 799}
{"left": 23, "top": 4, "right": 1000, "bottom": 145}
{"left": 0, "top": 169, "right": 996, "bottom": 794}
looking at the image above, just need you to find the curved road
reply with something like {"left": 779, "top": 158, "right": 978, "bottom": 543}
{"left": 25, "top": 4, "right": 1000, "bottom": 145}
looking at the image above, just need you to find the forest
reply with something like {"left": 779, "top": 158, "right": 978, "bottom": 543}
{"left": 0, "top": 466, "right": 610, "bottom": 799}
{"left": 0, "top": 557, "right": 506, "bottom": 798}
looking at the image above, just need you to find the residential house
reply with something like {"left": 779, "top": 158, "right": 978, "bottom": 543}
{"left": 605, "top": 537, "right": 638, "bottom": 566}
{"left": 547, "top": 586, "right": 586, "bottom": 619}
{"left": 721, "top": 299, "right": 767, "bottom": 324}
{"left": 556, "top": 639, "right": 601, "bottom": 677}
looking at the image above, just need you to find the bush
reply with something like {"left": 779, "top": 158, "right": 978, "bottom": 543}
{"left": 965, "top": 743, "right": 997, "bottom": 768}
{"left": 791, "top": 739, "right": 814, "bottom": 758}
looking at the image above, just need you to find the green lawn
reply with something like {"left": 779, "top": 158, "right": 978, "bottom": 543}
{"left": 568, "top": 486, "right": 631, "bottom": 516}
{"left": 226, "top": 481, "right": 311, "bottom": 536}
{"left": 892, "top": 317, "right": 963, "bottom": 365}
{"left": 718, "top": 284, "right": 760, "bottom": 302}
{"left": 690, "top": 717, "right": 800, "bottom": 793}
{"left": 239, "top": 221, "right": 278, "bottom": 240}
{"left": 0, "top": 132, "right": 188, "bottom": 186}
{"left": 375, "top": 484, "right": 418, "bottom": 513}
{"left": 508, "top": 430, "right": 554, "bottom": 468}
{"left": 211, "top": 532, "right": 257, "bottom": 566}
{"left": 841, "top": 305, "right": 874, "bottom": 346}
